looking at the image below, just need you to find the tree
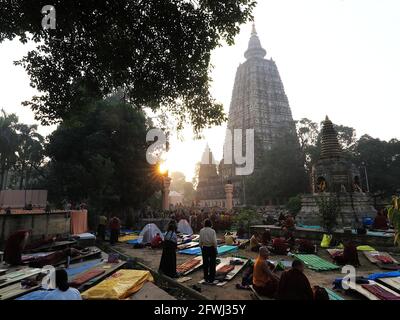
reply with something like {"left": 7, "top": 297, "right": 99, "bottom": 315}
{"left": 45, "top": 95, "right": 161, "bottom": 215}
{"left": 245, "top": 134, "right": 308, "bottom": 205}
{"left": 286, "top": 195, "right": 302, "bottom": 216}
{"left": 0, "top": 110, "right": 19, "bottom": 189}
{"left": 1, "top": 0, "right": 256, "bottom": 133}
{"left": 352, "top": 135, "right": 400, "bottom": 195}
{"left": 183, "top": 181, "right": 195, "bottom": 205}
{"left": 13, "top": 124, "right": 45, "bottom": 189}
{"left": 316, "top": 195, "right": 340, "bottom": 233}
{"left": 170, "top": 171, "right": 186, "bottom": 193}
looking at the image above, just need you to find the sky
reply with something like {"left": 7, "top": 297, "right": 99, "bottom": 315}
{"left": 1, "top": 0, "right": 400, "bottom": 182}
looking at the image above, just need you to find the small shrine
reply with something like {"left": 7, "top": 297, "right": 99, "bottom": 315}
{"left": 297, "top": 117, "right": 376, "bottom": 228}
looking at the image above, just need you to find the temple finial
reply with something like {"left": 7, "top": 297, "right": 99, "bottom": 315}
{"left": 325, "top": 115, "right": 330, "bottom": 121}
{"left": 251, "top": 22, "right": 257, "bottom": 36}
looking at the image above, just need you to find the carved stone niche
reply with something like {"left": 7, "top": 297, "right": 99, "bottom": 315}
{"left": 312, "top": 158, "right": 361, "bottom": 194}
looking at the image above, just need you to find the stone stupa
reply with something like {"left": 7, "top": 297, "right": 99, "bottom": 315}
{"left": 297, "top": 116, "right": 376, "bottom": 228}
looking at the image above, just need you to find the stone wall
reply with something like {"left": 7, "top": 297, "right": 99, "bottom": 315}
{"left": 297, "top": 193, "right": 376, "bottom": 227}
{"left": 0, "top": 212, "right": 71, "bottom": 243}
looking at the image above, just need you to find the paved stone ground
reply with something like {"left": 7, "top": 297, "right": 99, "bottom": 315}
{"left": 113, "top": 241, "right": 400, "bottom": 300}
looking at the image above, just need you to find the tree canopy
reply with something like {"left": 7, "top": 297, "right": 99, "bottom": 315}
{"left": 44, "top": 95, "right": 161, "bottom": 214}
{"left": 0, "top": 0, "right": 256, "bottom": 133}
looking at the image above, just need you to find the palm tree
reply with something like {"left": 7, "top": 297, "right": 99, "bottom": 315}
{"left": 14, "top": 123, "right": 45, "bottom": 189}
{"left": 0, "top": 110, "right": 19, "bottom": 189}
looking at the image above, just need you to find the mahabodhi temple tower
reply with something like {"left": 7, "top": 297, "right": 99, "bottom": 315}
{"left": 196, "top": 24, "right": 299, "bottom": 206}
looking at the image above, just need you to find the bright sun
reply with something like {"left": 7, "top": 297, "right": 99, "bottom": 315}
{"left": 158, "top": 162, "right": 168, "bottom": 175}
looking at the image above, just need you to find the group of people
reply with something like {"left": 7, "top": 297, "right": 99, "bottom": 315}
{"left": 159, "top": 218, "right": 219, "bottom": 284}
{"left": 251, "top": 246, "right": 329, "bottom": 300}
{"left": 97, "top": 215, "right": 121, "bottom": 245}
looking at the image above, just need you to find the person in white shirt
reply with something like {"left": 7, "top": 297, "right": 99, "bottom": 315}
{"left": 44, "top": 269, "right": 82, "bottom": 300}
{"left": 199, "top": 219, "right": 218, "bottom": 284}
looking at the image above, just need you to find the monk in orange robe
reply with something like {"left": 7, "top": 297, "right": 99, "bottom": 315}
{"left": 252, "top": 247, "right": 279, "bottom": 298}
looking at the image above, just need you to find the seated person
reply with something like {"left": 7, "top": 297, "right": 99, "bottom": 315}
{"left": 296, "top": 239, "right": 315, "bottom": 254}
{"left": 372, "top": 209, "right": 388, "bottom": 230}
{"left": 271, "top": 237, "right": 289, "bottom": 255}
{"left": 250, "top": 233, "right": 262, "bottom": 252}
{"left": 278, "top": 212, "right": 286, "bottom": 225}
{"left": 261, "top": 229, "right": 272, "bottom": 245}
{"left": 236, "top": 225, "right": 246, "bottom": 239}
{"left": 4, "top": 230, "right": 31, "bottom": 266}
{"left": 252, "top": 247, "right": 279, "bottom": 298}
{"left": 236, "top": 263, "right": 254, "bottom": 289}
{"left": 332, "top": 240, "right": 360, "bottom": 267}
{"left": 277, "top": 260, "right": 313, "bottom": 300}
{"left": 283, "top": 214, "right": 295, "bottom": 231}
{"left": 313, "top": 285, "right": 330, "bottom": 300}
{"left": 224, "top": 232, "right": 236, "bottom": 245}
{"left": 151, "top": 233, "right": 163, "bottom": 248}
{"left": 44, "top": 269, "right": 82, "bottom": 300}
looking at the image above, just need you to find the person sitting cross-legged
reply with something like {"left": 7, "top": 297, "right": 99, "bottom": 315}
{"left": 277, "top": 259, "right": 313, "bottom": 300}
{"left": 252, "top": 246, "right": 279, "bottom": 298}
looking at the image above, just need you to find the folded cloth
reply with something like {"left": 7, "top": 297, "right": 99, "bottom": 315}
{"left": 376, "top": 255, "right": 394, "bottom": 264}
{"left": 176, "top": 259, "right": 201, "bottom": 274}
{"left": 70, "top": 269, "right": 106, "bottom": 287}
{"left": 361, "top": 284, "right": 400, "bottom": 300}
{"left": 216, "top": 265, "right": 235, "bottom": 274}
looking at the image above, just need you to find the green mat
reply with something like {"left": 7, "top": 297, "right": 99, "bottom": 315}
{"left": 325, "top": 287, "right": 345, "bottom": 300}
{"left": 293, "top": 254, "right": 340, "bottom": 271}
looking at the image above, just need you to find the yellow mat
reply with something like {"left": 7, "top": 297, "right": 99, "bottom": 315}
{"left": 118, "top": 235, "right": 139, "bottom": 242}
{"left": 82, "top": 270, "right": 153, "bottom": 300}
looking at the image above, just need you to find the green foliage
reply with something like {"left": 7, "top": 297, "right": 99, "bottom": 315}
{"left": 245, "top": 134, "right": 308, "bottom": 205}
{"left": 44, "top": 94, "right": 161, "bottom": 215}
{"left": 1, "top": 0, "right": 256, "bottom": 133}
{"left": 387, "top": 196, "right": 400, "bottom": 246}
{"left": 233, "top": 208, "right": 261, "bottom": 233}
{"left": 286, "top": 195, "right": 302, "bottom": 216}
{"left": 296, "top": 118, "right": 400, "bottom": 196}
{"left": 0, "top": 110, "right": 45, "bottom": 190}
{"left": 0, "top": 110, "right": 19, "bottom": 188}
{"left": 352, "top": 135, "right": 400, "bottom": 195}
{"left": 316, "top": 195, "right": 340, "bottom": 233}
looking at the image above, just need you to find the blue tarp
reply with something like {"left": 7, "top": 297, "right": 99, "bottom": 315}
{"left": 16, "top": 290, "right": 52, "bottom": 300}
{"left": 66, "top": 259, "right": 103, "bottom": 277}
{"left": 178, "top": 245, "right": 238, "bottom": 256}
{"left": 127, "top": 239, "right": 141, "bottom": 245}
{"left": 367, "top": 271, "right": 400, "bottom": 280}
{"left": 297, "top": 224, "right": 322, "bottom": 230}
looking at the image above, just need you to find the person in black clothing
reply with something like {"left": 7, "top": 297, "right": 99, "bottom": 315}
{"left": 159, "top": 220, "right": 178, "bottom": 278}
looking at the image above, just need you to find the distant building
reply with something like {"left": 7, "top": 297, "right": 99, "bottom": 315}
{"left": 196, "top": 24, "right": 299, "bottom": 206}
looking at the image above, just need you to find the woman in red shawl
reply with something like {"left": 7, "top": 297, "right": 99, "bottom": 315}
{"left": 4, "top": 230, "right": 31, "bottom": 265}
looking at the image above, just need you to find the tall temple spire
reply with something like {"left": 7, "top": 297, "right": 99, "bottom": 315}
{"left": 251, "top": 22, "right": 257, "bottom": 36}
{"left": 244, "top": 23, "right": 266, "bottom": 60}
{"left": 320, "top": 116, "right": 342, "bottom": 159}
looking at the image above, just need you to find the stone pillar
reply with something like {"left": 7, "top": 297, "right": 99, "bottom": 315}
{"left": 224, "top": 183, "right": 234, "bottom": 210}
{"left": 162, "top": 176, "right": 172, "bottom": 211}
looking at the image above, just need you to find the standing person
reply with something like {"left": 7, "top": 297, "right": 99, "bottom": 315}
{"left": 97, "top": 215, "right": 107, "bottom": 241}
{"left": 277, "top": 260, "right": 314, "bottom": 300}
{"left": 4, "top": 230, "right": 31, "bottom": 266}
{"left": 199, "top": 219, "right": 218, "bottom": 284}
{"left": 109, "top": 216, "right": 121, "bottom": 245}
{"left": 159, "top": 221, "right": 178, "bottom": 278}
{"left": 44, "top": 269, "right": 82, "bottom": 300}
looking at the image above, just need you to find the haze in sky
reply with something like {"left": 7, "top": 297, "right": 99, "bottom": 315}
{"left": 1, "top": 0, "right": 400, "bottom": 182}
